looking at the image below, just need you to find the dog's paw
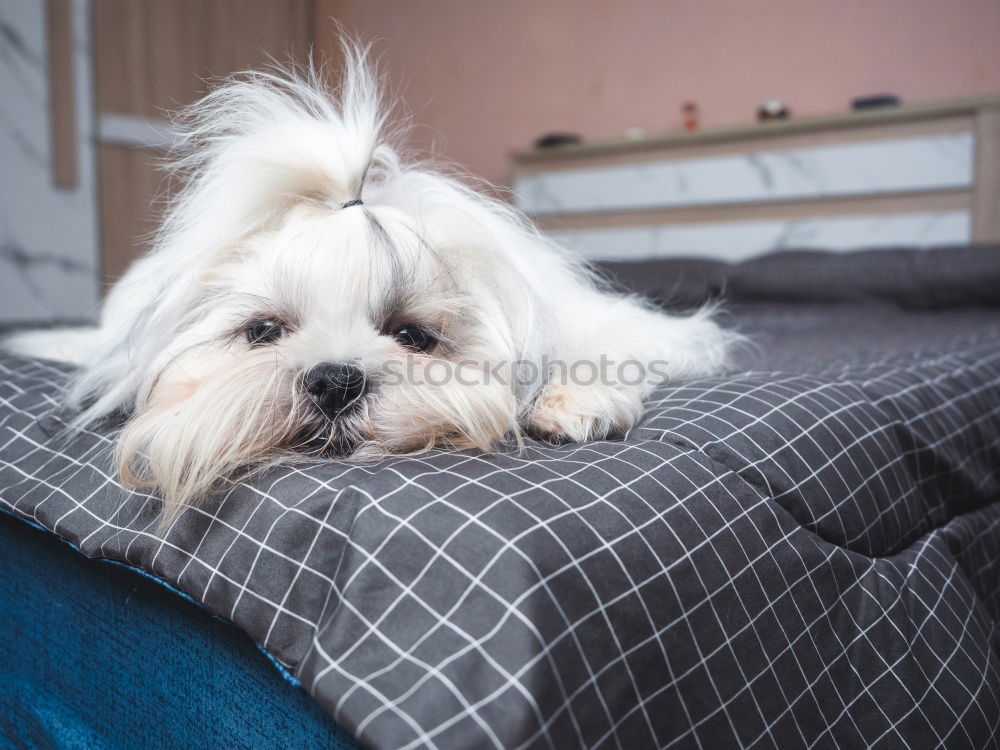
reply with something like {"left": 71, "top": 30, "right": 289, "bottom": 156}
{"left": 528, "top": 383, "right": 644, "bottom": 443}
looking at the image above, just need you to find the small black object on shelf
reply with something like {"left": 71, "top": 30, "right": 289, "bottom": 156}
{"left": 534, "top": 133, "right": 582, "bottom": 149}
{"left": 757, "top": 99, "right": 790, "bottom": 122}
{"left": 852, "top": 94, "right": 900, "bottom": 111}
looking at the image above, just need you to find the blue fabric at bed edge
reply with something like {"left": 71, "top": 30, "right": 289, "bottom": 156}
{"left": 0, "top": 510, "right": 360, "bottom": 750}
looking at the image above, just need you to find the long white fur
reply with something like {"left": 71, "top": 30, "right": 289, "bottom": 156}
{"left": 5, "top": 40, "right": 737, "bottom": 521}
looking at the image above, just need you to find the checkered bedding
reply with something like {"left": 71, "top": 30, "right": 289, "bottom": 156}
{"left": 3, "top": 251, "right": 1000, "bottom": 749}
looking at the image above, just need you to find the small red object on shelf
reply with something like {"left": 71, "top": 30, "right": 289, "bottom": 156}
{"left": 682, "top": 101, "right": 699, "bottom": 132}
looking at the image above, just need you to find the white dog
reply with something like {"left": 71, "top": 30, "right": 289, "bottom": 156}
{"left": 7, "top": 43, "right": 733, "bottom": 520}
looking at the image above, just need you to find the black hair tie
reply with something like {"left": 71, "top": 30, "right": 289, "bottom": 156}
{"left": 340, "top": 198, "right": 363, "bottom": 209}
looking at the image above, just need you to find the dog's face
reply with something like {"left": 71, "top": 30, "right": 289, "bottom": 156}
{"left": 118, "top": 200, "right": 521, "bottom": 509}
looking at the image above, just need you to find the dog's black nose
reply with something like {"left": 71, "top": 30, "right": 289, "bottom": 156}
{"left": 304, "top": 362, "right": 367, "bottom": 419}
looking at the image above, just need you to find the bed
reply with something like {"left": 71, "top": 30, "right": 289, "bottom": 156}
{"left": 2, "top": 245, "right": 999, "bottom": 749}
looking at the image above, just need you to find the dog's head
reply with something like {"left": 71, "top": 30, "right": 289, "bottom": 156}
{"left": 79, "top": 44, "right": 571, "bottom": 517}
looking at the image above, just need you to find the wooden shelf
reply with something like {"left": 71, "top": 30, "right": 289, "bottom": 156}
{"left": 512, "top": 94, "right": 1000, "bottom": 166}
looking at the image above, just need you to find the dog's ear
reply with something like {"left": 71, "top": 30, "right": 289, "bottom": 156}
{"left": 69, "top": 40, "right": 399, "bottom": 425}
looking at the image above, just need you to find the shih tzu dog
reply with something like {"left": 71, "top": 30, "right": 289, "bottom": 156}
{"left": 6, "top": 43, "right": 733, "bottom": 521}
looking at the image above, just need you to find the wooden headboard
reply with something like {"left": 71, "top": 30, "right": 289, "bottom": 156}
{"left": 508, "top": 96, "right": 1000, "bottom": 262}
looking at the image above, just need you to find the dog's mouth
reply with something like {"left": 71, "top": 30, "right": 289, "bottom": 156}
{"left": 298, "top": 432, "right": 359, "bottom": 458}
{"left": 289, "top": 399, "right": 370, "bottom": 458}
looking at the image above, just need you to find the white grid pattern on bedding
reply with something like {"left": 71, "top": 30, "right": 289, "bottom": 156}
{"left": 2, "top": 304, "right": 1000, "bottom": 749}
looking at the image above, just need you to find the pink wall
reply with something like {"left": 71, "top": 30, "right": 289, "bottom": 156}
{"left": 316, "top": 0, "right": 1000, "bottom": 186}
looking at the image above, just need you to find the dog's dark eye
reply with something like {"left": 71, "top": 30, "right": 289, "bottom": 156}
{"left": 246, "top": 319, "right": 285, "bottom": 346}
{"left": 393, "top": 324, "right": 436, "bottom": 352}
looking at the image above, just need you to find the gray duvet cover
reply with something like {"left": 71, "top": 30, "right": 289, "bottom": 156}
{"left": 2, "top": 246, "right": 1000, "bottom": 749}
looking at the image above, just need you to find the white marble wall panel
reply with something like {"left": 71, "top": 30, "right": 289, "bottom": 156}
{"left": 547, "top": 211, "right": 971, "bottom": 262}
{"left": 514, "top": 134, "right": 974, "bottom": 215}
{"left": 0, "top": 0, "right": 99, "bottom": 324}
